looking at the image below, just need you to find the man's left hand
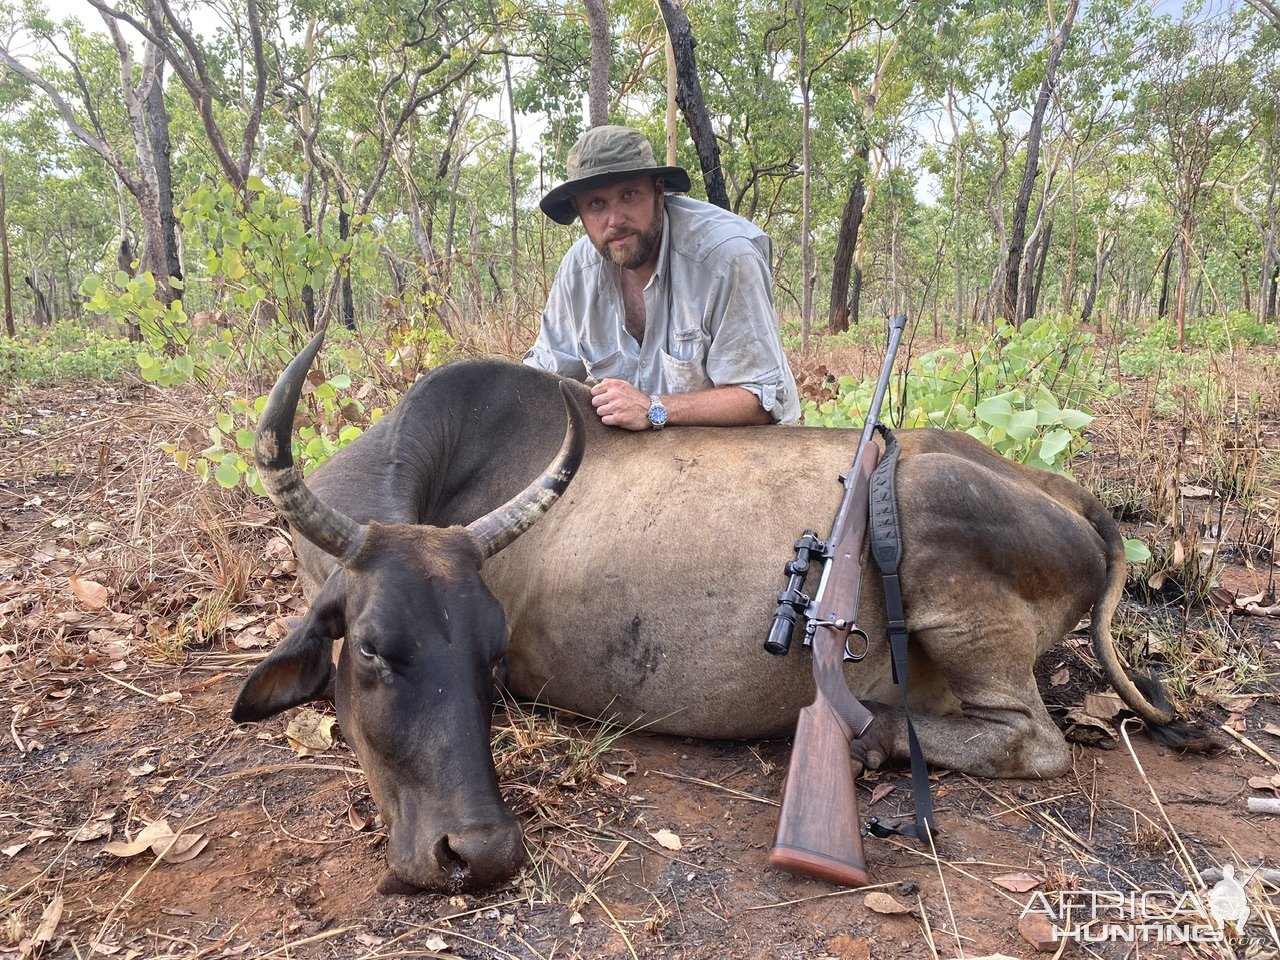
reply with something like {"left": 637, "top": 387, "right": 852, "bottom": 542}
{"left": 590, "top": 379, "right": 651, "bottom": 430}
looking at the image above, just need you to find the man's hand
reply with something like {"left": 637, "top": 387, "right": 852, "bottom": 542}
{"left": 590, "top": 378, "right": 651, "bottom": 430}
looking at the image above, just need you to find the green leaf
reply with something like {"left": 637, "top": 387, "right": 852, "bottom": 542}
{"left": 1038, "top": 428, "right": 1072, "bottom": 463}
{"left": 1124, "top": 538, "right": 1152, "bottom": 564}
{"left": 1006, "top": 409, "right": 1039, "bottom": 441}
{"left": 974, "top": 396, "right": 1013, "bottom": 428}
{"left": 215, "top": 461, "right": 242, "bottom": 488}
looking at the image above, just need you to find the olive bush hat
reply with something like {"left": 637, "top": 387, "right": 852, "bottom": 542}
{"left": 540, "top": 125, "right": 692, "bottom": 225}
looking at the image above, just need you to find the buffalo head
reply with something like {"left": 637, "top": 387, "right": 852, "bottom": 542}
{"left": 232, "top": 330, "right": 584, "bottom": 893}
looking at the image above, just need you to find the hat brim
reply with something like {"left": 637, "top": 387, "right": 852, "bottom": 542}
{"left": 540, "top": 166, "right": 692, "bottom": 225}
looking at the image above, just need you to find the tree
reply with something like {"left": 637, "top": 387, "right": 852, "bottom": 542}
{"left": 657, "top": 0, "right": 729, "bottom": 209}
{"left": 999, "top": 0, "right": 1080, "bottom": 326}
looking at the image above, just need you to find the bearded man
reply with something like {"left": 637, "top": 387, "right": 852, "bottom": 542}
{"left": 525, "top": 125, "right": 800, "bottom": 429}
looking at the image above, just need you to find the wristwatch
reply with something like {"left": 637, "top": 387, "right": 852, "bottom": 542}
{"left": 647, "top": 394, "right": 668, "bottom": 430}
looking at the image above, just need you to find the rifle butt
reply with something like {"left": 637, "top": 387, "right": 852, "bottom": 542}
{"left": 770, "top": 700, "right": 870, "bottom": 886}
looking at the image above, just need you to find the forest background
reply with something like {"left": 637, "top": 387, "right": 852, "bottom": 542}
{"left": 0, "top": 0, "right": 1276, "bottom": 358}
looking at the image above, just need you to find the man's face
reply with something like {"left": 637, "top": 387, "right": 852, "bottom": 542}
{"left": 572, "top": 176, "right": 664, "bottom": 271}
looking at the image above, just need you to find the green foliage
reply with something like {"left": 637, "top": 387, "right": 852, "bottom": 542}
{"left": 0, "top": 321, "right": 136, "bottom": 384}
{"left": 805, "top": 317, "right": 1108, "bottom": 472}
{"left": 180, "top": 179, "right": 376, "bottom": 320}
{"left": 1139, "top": 311, "right": 1276, "bottom": 354}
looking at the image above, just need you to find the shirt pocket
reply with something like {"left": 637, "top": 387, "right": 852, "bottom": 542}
{"left": 581, "top": 347, "right": 628, "bottom": 383}
{"left": 660, "top": 329, "right": 713, "bottom": 392}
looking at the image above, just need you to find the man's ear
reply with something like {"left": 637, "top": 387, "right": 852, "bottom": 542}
{"left": 231, "top": 572, "right": 344, "bottom": 723}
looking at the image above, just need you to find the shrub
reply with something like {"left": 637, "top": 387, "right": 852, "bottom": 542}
{"left": 804, "top": 316, "right": 1109, "bottom": 473}
{"left": 0, "top": 321, "right": 137, "bottom": 384}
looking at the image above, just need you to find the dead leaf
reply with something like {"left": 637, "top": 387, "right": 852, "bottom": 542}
{"left": 1049, "top": 667, "right": 1070, "bottom": 687}
{"left": 990, "top": 871, "right": 1043, "bottom": 893}
{"left": 1180, "top": 484, "right": 1214, "bottom": 499}
{"left": 1248, "top": 774, "right": 1280, "bottom": 793}
{"left": 650, "top": 828, "right": 682, "bottom": 851}
{"left": 1264, "top": 724, "right": 1280, "bottom": 739}
{"left": 1059, "top": 707, "right": 1118, "bottom": 747}
{"left": 3, "top": 843, "right": 27, "bottom": 857}
{"left": 101, "top": 820, "right": 208, "bottom": 863}
{"left": 155, "top": 691, "right": 182, "bottom": 704}
{"left": 569, "top": 911, "right": 585, "bottom": 926}
{"left": 863, "top": 892, "right": 913, "bottom": 915}
{"left": 33, "top": 893, "right": 63, "bottom": 946}
{"left": 869, "top": 783, "right": 895, "bottom": 804}
{"left": 348, "top": 803, "right": 370, "bottom": 832}
{"left": 424, "top": 936, "right": 448, "bottom": 951}
{"left": 232, "top": 631, "right": 271, "bottom": 650}
{"left": 1084, "top": 691, "right": 1125, "bottom": 720}
{"left": 128, "top": 762, "right": 156, "bottom": 777}
{"left": 70, "top": 576, "right": 109, "bottom": 610}
{"left": 284, "top": 709, "right": 336, "bottom": 757}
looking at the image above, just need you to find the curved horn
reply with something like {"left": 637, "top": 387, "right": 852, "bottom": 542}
{"left": 255, "top": 328, "right": 368, "bottom": 563}
{"left": 467, "top": 382, "right": 585, "bottom": 559}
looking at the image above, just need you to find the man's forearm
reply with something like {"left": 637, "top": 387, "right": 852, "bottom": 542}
{"left": 662, "top": 386, "right": 773, "bottom": 427}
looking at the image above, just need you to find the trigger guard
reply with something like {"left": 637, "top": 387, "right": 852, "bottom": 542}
{"left": 843, "top": 627, "right": 869, "bottom": 662}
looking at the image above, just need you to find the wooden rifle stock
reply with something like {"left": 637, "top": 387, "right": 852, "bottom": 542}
{"left": 770, "top": 445, "right": 880, "bottom": 886}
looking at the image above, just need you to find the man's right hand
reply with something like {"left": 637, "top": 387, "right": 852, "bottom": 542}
{"left": 589, "top": 379, "right": 651, "bottom": 430}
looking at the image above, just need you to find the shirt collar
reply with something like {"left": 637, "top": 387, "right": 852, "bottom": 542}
{"left": 646, "top": 207, "right": 673, "bottom": 290}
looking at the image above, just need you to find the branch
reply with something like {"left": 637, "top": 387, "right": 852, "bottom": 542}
{"left": 0, "top": 46, "right": 140, "bottom": 196}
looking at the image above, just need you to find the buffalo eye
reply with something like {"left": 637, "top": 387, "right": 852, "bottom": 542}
{"left": 355, "top": 640, "right": 378, "bottom": 661}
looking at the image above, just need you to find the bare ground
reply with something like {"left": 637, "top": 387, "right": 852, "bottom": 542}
{"left": 1, "top": 375, "right": 1278, "bottom": 960}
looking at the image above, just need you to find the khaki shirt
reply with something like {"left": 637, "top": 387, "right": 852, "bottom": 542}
{"left": 524, "top": 196, "right": 801, "bottom": 424}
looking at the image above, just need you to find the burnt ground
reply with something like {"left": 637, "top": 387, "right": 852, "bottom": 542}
{"left": 1, "top": 377, "right": 1278, "bottom": 960}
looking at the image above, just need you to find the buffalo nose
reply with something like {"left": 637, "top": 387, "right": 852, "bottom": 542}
{"left": 432, "top": 822, "right": 527, "bottom": 889}
{"left": 384, "top": 816, "right": 526, "bottom": 894}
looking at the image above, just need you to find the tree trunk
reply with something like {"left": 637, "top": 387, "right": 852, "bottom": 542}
{"left": 1081, "top": 231, "right": 1116, "bottom": 326}
{"left": 25, "top": 275, "right": 52, "bottom": 326}
{"left": 827, "top": 158, "right": 868, "bottom": 333}
{"left": 0, "top": 171, "right": 12, "bottom": 337}
{"left": 1028, "top": 218, "right": 1053, "bottom": 319}
{"left": 657, "top": 0, "right": 729, "bottom": 209}
{"left": 583, "top": 0, "right": 610, "bottom": 127}
{"left": 339, "top": 199, "right": 354, "bottom": 330}
{"left": 1157, "top": 242, "right": 1173, "bottom": 319}
{"left": 144, "top": 57, "right": 182, "bottom": 289}
{"left": 1000, "top": 0, "right": 1079, "bottom": 326}
{"left": 1174, "top": 212, "right": 1194, "bottom": 349}
{"left": 794, "top": 0, "right": 813, "bottom": 345}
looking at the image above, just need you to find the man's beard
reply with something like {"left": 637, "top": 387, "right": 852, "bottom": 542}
{"left": 595, "top": 195, "right": 663, "bottom": 269}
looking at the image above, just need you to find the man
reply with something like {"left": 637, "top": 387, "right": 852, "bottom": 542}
{"left": 525, "top": 125, "right": 800, "bottom": 429}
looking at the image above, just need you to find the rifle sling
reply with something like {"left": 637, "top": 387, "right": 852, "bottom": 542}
{"left": 867, "top": 426, "right": 938, "bottom": 844}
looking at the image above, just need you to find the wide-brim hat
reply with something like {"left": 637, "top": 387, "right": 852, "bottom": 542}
{"left": 540, "top": 125, "right": 692, "bottom": 225}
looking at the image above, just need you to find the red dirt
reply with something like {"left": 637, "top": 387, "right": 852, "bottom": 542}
{"left": 1, "top": 379, "right": 1277, "bottom": 960}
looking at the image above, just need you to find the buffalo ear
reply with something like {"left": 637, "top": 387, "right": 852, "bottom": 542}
{"left": 231, "top": 574, "right": 344, "bottom": 723}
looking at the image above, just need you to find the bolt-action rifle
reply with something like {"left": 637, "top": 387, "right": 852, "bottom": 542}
{"left": 763, "top": 312, "right": 907, "bottom": 885}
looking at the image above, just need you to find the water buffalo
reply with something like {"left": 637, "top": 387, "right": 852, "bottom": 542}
{"left": 233, "top": 330, "right": 1183, "bottom": 894}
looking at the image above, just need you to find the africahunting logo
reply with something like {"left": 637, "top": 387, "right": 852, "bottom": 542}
{"left": 1020, "top": 865, "right": 1267, "bottom": 945}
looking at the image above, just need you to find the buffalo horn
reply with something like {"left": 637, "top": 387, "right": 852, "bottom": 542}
{"left": 466, "top": 382, "right": 585, "bottom": 559}
{"left": 255, "top": 328, "right": 368, "bottom": 563}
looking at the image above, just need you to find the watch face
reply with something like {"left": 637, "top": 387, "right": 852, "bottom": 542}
{"left": 648, "top": 397, "right": 668, "bottom": 427}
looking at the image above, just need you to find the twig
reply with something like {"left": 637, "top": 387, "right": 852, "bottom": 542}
{"left": 1220, "top": 723, "right": 1280, "bottom": 768}
{"left": 745, "top": 880, "right": 900, "bottom": 910}
{"left": 648, "top": 769, "right": 779, "bottom": 806}
{"left": 1118, "top": 720, "right": 1203, "bottom": 891}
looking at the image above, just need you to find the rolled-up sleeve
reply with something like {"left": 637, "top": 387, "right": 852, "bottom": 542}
{"left": 702, "top": 249, "right": 800, "bottom": 424}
